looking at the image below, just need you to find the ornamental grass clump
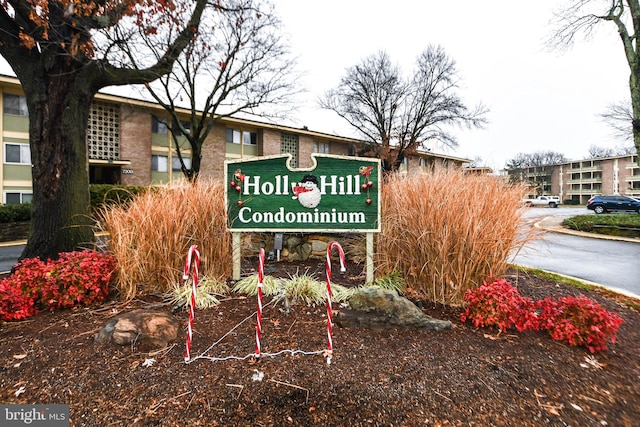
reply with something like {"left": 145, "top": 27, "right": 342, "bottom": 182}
{"left": 232, "top": 274, "right": 281, "bottom": 296}
{"left": 167, "top": 277, "right": 230, "bottom": 310}
{"left": 98, "top": 179, "right": 232, "bottom": 300}
{"left": 280, "top": 272, "right": 326, "bottom": 305}
{"left": 377, "top": 168, "right": 529, "bottom": 306}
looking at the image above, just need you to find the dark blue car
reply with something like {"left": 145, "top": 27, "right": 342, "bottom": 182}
{"left": 586, "top": 195, "right": 640, "bottom": 214}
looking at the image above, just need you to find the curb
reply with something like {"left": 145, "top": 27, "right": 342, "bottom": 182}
{"left": 0, "top": 239, "right": 27, "bottom": 248}
{"left": 534, "top": 217, "right": 640, "bottom": 244}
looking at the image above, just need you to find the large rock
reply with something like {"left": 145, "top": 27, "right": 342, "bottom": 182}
{"left": 336, "top": 287, "right": 451, "bottom": 331}
{"left": 94, "top": 310, "right": 181, "bottom": 348}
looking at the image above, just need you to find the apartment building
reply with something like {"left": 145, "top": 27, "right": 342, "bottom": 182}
{"left": 0, "top": 74, "right": 470, "bottom": 204}
{"left": 519, "top": 154, "right": 640, "bottom": 204}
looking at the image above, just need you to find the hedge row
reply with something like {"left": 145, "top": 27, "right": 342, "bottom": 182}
{"left": 0, "top": 184, "right": 152, "bottom": 224}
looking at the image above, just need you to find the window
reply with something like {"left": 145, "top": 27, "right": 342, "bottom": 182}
{"left": 313, "top": 141, "right": 330, "bottom": 154}
{"left": 152, "top": 155, "right": 168, "bottom": 172}
{"left": 226, "top": 129, "right": 241, "bottom": 144}
{"left": 5, "top": 143, "right": 31, "bottom": 164}
{"left": 172, "top": 156, "right": 191, "bottom": 172}
{"left": 172, "top": 121, "right": 191, "bottom": 137}
{"left": 280, "top": 133, "right": 299, "bottom": 167}
{"left": 88, "top": 102, "right": 120, "bottom": 161}
{"left": 4, "top": 192, "right": 32, "bottom": 204}
{"left": 226, "top": 128, "right": 257, "bottom": 145}
{"left": 152, "top": 116, "right": 169, "bottom": 134}
{"left": 244, "top": 132, "right": 257, "bottom": 145}
{"left": 3, "top": 94, "right": 28, "bottom": 116}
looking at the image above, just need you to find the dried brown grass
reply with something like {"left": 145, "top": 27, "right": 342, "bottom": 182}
{"left": 97, "top": 179, "right": 232, "bottom": 300}
{"left": 376, "top": 168, "right": 530, "bottom": 306}
{"left": 99, "top": 170, "right": 529, "bottom": 304}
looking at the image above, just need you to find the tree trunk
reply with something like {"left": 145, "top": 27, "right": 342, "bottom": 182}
{"left": 19, "top": 68, "right": 95, "bottom": 261}
{"left": 631, "top": 72, "right": 640, "bottom": 168}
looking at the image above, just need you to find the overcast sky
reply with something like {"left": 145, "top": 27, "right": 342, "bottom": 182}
{"left": 272, "top": 0, "right": 631, "bottom": 170}
{"left": 0, "top": 1, "right": 631, "bottom": 170}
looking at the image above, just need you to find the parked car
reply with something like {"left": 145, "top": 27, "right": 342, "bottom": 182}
{"left": 522, "top": 195, "right": 561, "bottom": 208}
{"left": 586, "top": 195, "right": 640, "bottom": 214}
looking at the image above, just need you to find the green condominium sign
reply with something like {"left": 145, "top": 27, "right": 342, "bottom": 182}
{"left": 225, "top": 154, "right": 381, "bottom": 232}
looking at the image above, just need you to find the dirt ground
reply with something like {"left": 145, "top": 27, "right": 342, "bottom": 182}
{"left": 1, "top": 259, "right": 639, "bottom": 427}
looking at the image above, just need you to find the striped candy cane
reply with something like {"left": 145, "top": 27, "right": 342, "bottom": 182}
{"left": 184, "top": 245, "right": 201, "bottom": 363}
{"left": 255, "top": 248, "right": 265, "bottom": 358}
{"left": 325, "top": 241, "right": 346, "bottom": 364}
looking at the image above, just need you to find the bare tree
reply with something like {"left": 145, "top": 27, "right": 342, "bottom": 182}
{"left": 550, "top": 0, "right": 640, "bottom": 166}
{"left": 0, "top": 0, "right": 210, "bottom": 261}
{"left": 505, "top": 151, "right": 568, "bottom": 192}
{"left": 504, "top": 153, "right": 530, "bottom": 184}
{"left": 138, "top": 0, "right": 298, "bottom": 181}
{"left": 600, "top": 100, "right": 633, "bottom": 142}
{"left": 587, "top": 144, "right": 615, "bottom": 158}
{"left": 320, "top": 46, "right": 487, "bottom": 172}
{"left": 615, "top": 144, "right": 638, "bottom": 154}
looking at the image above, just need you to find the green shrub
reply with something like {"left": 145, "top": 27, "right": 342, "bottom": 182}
{"left": 0, "top": 203, "right": 32, "bottom": 223}
{"left": 0, "top": 185, "right": 153, "bottom": 225}
{"left": 90, "top": 184, "right": 152, "bottom": 211}
{"left": 562, "top": 214, "right": 640, "bottom": 237}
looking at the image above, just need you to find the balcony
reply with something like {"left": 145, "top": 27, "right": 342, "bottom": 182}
{"left": 567, "top": 178, "right": 603, "bottom": 185}
{"left": 568, "top": 165, "right": 601, "bottom": 172}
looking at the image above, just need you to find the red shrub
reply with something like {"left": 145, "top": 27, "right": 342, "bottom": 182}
{"left": 0, "top": 250, "right": 116, "bottom": 321}
{"left": 460, "top": 278, "right": 536, "bottom": 332}
{"left": 0, "top": 277, "right": 37, "bottom": 321}
{"left": 535, "top": 295, "right": 624, "bottom": 353}
{"left": 461, "top": 278, "right": 624, "bottom": 353}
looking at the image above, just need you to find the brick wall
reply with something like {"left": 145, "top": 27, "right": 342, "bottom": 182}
{"left": 119, "top": 104, "right": 152, "bottom": 185}
{"left": 297, "top": 134, "right": 315, "bottom": 168}
{"left": 330, "top": 142, "right": 350, "bottom": 156}
{"left": 261, "top": 129, "right": 279, "bottom": 157}
{"left": 200, "top": 125, "right": 226, "bottom": 181}
{"left": 601, "top": 160, "right": 615, "bottom": 194}
{"left": 617, "top": 155, "right": 634, "bottom": 194}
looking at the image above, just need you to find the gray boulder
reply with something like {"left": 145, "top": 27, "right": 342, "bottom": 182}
{"left": 336, "top": 287, "right": 451, "bottom": 331}
{"left": 95, "top": 310, "right": 181, "bottom": 348}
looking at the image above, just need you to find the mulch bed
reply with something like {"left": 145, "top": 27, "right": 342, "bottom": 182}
{"left": 1, "top": 259, "right": 639, "bottom": 426}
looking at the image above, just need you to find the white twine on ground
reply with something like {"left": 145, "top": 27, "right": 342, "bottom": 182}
{"left": 185, "top": 241, "right": 346, "bottom": 365}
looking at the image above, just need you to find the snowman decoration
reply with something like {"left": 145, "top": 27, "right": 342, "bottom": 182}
{"left": 292, "top": 175, "right": 322, "bottom": 208}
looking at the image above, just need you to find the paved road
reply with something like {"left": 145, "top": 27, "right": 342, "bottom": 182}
{"left": 511, "top": 207, "right": 640, "bottom": 297}
{"left": 0, "top": 244, "right": 24, "bottom": 272}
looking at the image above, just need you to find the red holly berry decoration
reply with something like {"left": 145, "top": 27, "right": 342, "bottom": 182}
{"left": 361, "top": 184, "right": 368, "bottom": 191}
{"left": 237, "top": 200, "right": 244, "bottom": 207}
{"left": 235, "top": 186, "right": 241, "bottom": 192}
{"left": 366, "top": 198, "right": 372, "bottom": 205}
{"left": 230, "top": 181, "right": 236, "bottom": 187}
{"left": 367, "top": 181, "right": 373, "bottom": 188}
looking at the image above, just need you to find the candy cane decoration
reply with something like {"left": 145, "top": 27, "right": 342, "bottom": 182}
{"left": 325, "top": 241, "right": 346, "bottom": 364}
{"left": 255, "top": 248, "right": 265, "bottom": 358}
{"left": 184, "top": 245, "right": 201, "bottom": 363}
